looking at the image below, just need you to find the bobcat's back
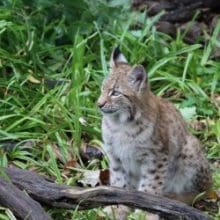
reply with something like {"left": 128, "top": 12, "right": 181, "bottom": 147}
{"left": 97, "top": 48, "right": 211, "bottom": 204}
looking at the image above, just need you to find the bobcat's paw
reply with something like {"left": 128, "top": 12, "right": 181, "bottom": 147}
{"left": 147, "top": 213, "right": 160, "bottom": 220}
{"left": 134, "top": 209, "right": 160, "bottom": 220}
{"left": 103, "top": 205, "right": 130, "bottom": 220}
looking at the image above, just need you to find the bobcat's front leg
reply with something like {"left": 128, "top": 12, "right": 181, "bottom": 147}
{"left": 103, "top": 155, "right": 130, "bottom": 220}
{"left": 136, "top": 161, "right": 166, "bottom": 220}
{"left": 110, "top": 161, "right": 127, "bottom": 188}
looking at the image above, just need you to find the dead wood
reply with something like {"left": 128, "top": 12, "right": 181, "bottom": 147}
{"left": 132, "top": 0, "right": 220, "bottom": 14}
{"left": 0, "top": 175, "right": 51, "bottom": 220}
{"left": 0, "top": 167, "right": 211, "bottom": 220}
{"left": 132, "top": 0, "right": 220, "bottom": 45}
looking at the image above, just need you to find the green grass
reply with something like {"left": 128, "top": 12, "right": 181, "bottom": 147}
{"left": 0, "top": 0, "right": 219, "bottom": 219}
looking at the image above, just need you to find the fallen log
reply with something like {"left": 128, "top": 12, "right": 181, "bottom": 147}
{"left": 0, "top": 167, "right": 210, "bottom": 220}
{"left": 0, "top": 175, "right": 51, "bottom": 220}
{"left": 131, "top": 0, "right": 220, "bottom": 46}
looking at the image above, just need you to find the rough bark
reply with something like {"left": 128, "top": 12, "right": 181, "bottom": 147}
{"left": 0, "top": 167, "right": 211, "bottom": 220}
{"left": 0, "top": 175, "right": 51, "bottom": 220}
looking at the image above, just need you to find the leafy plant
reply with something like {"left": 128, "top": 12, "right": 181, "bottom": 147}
{"left": 0, "top": 0, "right": 219, "bottom": 219}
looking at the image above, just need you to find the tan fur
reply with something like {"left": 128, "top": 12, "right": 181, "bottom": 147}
{"left": 98, "top": 49, "right": 211, "bottom": 219}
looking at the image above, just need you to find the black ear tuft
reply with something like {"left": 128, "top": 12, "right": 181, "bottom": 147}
{"left": 112, "top": 46, "right": 121, "bottom": 61}
{"left": 110, "top": 47, "right": 128, "bottom": 68}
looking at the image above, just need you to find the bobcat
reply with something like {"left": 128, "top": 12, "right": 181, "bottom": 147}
{"left": 97, "top": 47, "right": 211, "bottom": 220}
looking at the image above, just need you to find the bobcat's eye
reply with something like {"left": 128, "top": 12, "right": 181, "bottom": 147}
{"left": 111, "top": 90, "right": 121, "bottom": 97}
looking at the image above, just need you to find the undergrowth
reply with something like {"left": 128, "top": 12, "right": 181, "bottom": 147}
{"left": 0, "top": 0, "right": 219, "bottom": 219}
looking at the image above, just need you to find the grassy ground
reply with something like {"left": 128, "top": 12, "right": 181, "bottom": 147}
{"left": 0, "top": 0, "right": 219, "bottom": 219}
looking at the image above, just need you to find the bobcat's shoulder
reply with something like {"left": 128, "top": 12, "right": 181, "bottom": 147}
{"left": 97, "top": 48, "right": 211, "bottom": 205}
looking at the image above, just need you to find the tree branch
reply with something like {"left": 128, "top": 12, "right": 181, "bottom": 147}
{"left": 1, "top": 167, "right": 211, "bottom": 220}
{"left": 0, "top": 175, "right": 51, "bottom": 220}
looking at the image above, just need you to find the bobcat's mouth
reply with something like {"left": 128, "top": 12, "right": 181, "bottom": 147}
{"left": 101, "top": 107, "right": 118, "bottom": 114}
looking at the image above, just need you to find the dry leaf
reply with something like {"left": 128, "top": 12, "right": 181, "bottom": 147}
{"left": 99, "top": 169, "right": 110, "bottom": 185}
{"left": 63, "top": 159, "right": 78, "bottom": 170}
{"left": 27, "top": 75, "right": 41, "bottom": 84}
{"left": 79, "top": 117, "right": 87, "bottom": 125}
{"left": 190, "top": 119, "right": 208, "bottom": 131}
{"left": 207, "top": 190, "right": 219, "bottom": 201}
{"left": 78, "top": 169, "right": 110, "bottom": 187}
{"left": 62, "top": 159, "right": 80, "bottom": 178}
{"left": 50, "top": 143, "right": 63, "bottom": 162}
{"left": 78, "top": 170, "right": 100, "bottom": 187}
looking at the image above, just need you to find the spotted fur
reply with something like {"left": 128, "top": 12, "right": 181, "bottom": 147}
{"left": 98, "top": 48, "right": 211, "bottom": 220}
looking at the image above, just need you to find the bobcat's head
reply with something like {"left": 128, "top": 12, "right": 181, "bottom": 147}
{"left": 97, "top": 47, "right": 149, "bottom": 122}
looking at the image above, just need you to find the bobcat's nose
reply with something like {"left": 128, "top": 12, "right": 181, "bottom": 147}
{"left": 97, "top": 100, "right": 107, "bottom": 109}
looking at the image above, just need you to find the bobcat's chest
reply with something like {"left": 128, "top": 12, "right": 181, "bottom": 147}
{"left": 102, "top": 120, "right": 153, "bottom": 175}
{"left": 111, "top": 132, "right": 141, "bottom": 178}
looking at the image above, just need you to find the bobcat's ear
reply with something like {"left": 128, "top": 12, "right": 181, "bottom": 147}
{"left": 110, "top": 47, "right": 128, "bottom": 68}
{"left": 128, "top": 65, "right": 147, "bottom": 91}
